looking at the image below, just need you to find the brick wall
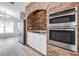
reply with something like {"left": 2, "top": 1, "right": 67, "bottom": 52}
{"left": 27, "top": 10, "right": 47, "bottom": 30}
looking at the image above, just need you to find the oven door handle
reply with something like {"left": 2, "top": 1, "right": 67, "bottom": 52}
{"left": 49, "top": 29, "right": 75, "bottom": 31}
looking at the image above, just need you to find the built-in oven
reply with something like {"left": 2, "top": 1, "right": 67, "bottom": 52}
{"left": 49, "top": 29, "right": 75, "bottom": 45}
{"left": 49, "top": 14, "right": 75, "bottom": 24}
{"left": 49, "top": 8, "right": 77, "bottom": 29}
{"left": 48, "top": 28, "right": 78, "bottom": 51}
{"left": 48, "top": 8, "right": 78, "bottom": 52}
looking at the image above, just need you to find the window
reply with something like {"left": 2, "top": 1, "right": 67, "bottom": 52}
{"left": 0, "top": 20, "right": 4, "bottom": 33}
{"left": 5, "top": 21, "right": 14, "bottom": 33}
{"left": 0, "top": 13, "right": 5, "bottom": 33}
{"left": 0, "top": 13, "right": 14, "bottom": 34}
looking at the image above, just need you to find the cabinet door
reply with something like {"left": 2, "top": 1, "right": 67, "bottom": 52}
{"left": 40, "top": 34, "right": 47, "bottom": 55}
{"left": 27, "top": 32, "right": 30, "bottom": 45}
{"left": 27, "top": 32, "right": 31, "bottom": 46}
{"left": 32, "top": 33, "right": 36, "bottom": 49}
{"left": 27, "top": 32, "right": 34, "bottom": 48}
{"left": 36, "top": 33, "right": 41, "bottom": 52}
{"left": 32, "top": 33, "right": 40, "bottom": 52}
{"left": 30, "top": 32, "right": 34, "bottom": 47}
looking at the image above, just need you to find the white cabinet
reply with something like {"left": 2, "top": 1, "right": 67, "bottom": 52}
{"left": 27, "top": 32, "right": 34, "bottom": 48}
{"left": 27, "top": 32, "right": 32, "bottom": 47}
{"left": 27, "top": 32, "right": 47, "bottom": 55}
{"left": 40, "top": 34, "right": 47, "bottom": 55}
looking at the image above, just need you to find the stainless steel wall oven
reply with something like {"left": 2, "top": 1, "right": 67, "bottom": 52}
{"left": 48, "top": 8, "right": 78, "bottom": 52}
{"left": 49, "top": 29, "right": 75, "bottom": 45}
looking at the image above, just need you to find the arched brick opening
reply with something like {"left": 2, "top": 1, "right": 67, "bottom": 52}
{"left": 27, "top": 9, "right": 47, "bottom": 30}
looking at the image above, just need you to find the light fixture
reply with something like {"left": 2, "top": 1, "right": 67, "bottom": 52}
{"left": 10, "top": 2, "right": 14, "bottom": 5}
{"left": 0, "top": 14, "right": 3, "bottom": 17}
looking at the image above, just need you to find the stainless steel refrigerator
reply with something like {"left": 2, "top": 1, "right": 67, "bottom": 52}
{"left": 18, "top": 12, "right": 26, "bottom": 45}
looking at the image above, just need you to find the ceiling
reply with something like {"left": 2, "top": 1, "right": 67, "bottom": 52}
{"left": 0, "top": 2, "right": 30, "bottom": 20}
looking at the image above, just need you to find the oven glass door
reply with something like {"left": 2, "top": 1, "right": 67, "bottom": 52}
{"left": 49, "top": 14, "right": 75, "bottom": 24}
{"left": 49, "top": 29, "right": 75, "bottom": 45}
